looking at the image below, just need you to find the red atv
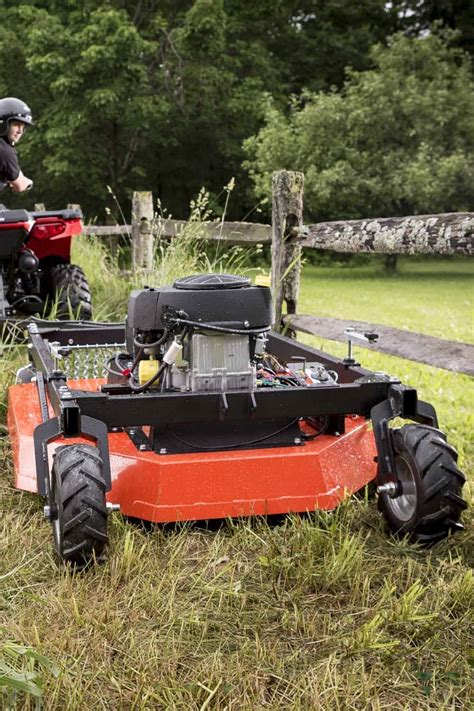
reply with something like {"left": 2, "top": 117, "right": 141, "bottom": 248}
{"left": 0, "top": 205, "right": 92, "bottom": 322}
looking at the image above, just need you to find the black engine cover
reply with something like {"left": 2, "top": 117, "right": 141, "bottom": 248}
{"left": 127, "top": 273, "right": 272, "bottom": 338}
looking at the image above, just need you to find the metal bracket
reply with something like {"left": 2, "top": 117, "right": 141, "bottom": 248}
{"left": 34, "top": 414, "right": 111, "bottom": 498}
{"left": 47, "top": 369, "right": 67, "bottom": 383}
{"left": 371, "top": 384, "right": 438, "bottom": 480}
{"left": 249, "top": 390, "right": 257, "bottom": 415}
{"left": 125, "top": 426, "right": 152, "bottom": 451}
{"left": 343, "top": 327, "right": 379, "bottom": 367}
{"left": 35, "top": 371, "right": 50, "bottom": 423}
{"left": 219, "top": 392, "right": 228, "bottom": 421}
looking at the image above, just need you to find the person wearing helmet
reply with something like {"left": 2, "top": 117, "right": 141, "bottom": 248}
{"left": 0, "top": 97, "right": 34, "bottom": 193}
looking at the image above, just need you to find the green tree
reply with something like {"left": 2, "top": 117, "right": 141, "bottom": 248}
{"left": 150, "top": 0, "right": 281, "bottom": 216}
{"left": 265, "top": 0, "right": 396, "bottom": 93}
{"left": 244, "top": 32, "right": 474, "bottom": 222}
{"left": 153, "top": 0, "right": 400, "bottom": 216}
{"left": 389, "top": 1, "right": 474, "bottom": 56}
{"left": 3, "top": 1, "right": 470, "bottom": 220}
{"left": 12, "top": 4, "right": 164, "bottom": 211}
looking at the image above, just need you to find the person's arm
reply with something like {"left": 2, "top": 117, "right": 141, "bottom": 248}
{"left": 8, "top": 171, "right": 33, "bottom": 192}
{"left": 0, "top": 143, "right": 32, "bottom": 192}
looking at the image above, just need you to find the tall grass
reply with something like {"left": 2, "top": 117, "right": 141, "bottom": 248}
{"left": 0, "top": 243, "right": 472, "bottom": 708}
{"left": 74, "top": 187, "right": 265, "bottom": 322}
{"left": 72, "top": 232, "right": 202, "bottom": 322}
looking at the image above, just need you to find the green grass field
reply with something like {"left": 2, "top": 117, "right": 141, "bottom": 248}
{"left": 0, "top": 241, "right": 472, "bottom": 709}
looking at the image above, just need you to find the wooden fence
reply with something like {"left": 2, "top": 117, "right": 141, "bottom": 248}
{"left": 68, "top": 172, "right": 473, "bottom": 375}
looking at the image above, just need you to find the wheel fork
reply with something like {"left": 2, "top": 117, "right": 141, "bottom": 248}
{"left": 371, "top": 383, "right": 438, "bottom": 487}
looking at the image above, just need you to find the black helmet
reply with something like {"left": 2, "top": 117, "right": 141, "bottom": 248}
{"left": 0, "top": 97, "right": 34, "bottom": 137}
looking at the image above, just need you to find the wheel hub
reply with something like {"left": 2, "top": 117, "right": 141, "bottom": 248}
{"left": 383, "top": 454, "right": 417, "bottom": 521}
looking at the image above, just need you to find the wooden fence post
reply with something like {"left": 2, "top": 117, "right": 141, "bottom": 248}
{"left": 132, "top": 191, "right": 154, "bottom": 272}
{"left": 271, "top": 170, "right": 304, "bottom": 331}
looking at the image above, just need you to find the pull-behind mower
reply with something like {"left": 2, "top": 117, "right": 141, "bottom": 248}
{"left": 8, "top": 273, "right": 467, "bottom": 565}
{"left": 0, "top": 205, "right": 91, "bottom": 324}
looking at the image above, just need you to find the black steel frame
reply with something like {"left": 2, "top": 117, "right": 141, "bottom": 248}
{"left": 26, "top": 322, "right": 438, "bottom": 501}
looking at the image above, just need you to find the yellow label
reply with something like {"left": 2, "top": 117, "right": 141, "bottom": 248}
{"left": 138, "top": 359, "right": 160, "bottom": 385}
{"left": 255, "top": 274, "right": 271, "bottom": 287}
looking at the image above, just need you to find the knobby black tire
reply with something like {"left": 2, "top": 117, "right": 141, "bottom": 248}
{"left": 49, "top": 263, "right": 93, "bottom": 320}
{"left": 378, "top": 424, "right": 467, "bottom": 545}
{"left": 51, "top": 444, "right": 108, "bottom": 565}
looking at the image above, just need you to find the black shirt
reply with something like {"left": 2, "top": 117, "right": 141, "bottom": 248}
{"left": 0, "top": 137, "right": 20, "bottom": 190}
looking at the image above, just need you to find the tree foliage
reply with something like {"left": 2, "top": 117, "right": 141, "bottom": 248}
{"left": 0, "top": 1, "right": 472, "bottom": 220}
{"left": 5, "top": 3, "right": 161, "bottom": 209}
{"left": 244, "top": 32, "right": 474, "bottom": 221}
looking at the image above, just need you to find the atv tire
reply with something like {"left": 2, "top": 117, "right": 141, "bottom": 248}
{"left": 378, "top": 424, "right": 467, "bottom": 545}
{"left": 49, "top": 264, "right": 92, "bottom": 320}
{"left": 50, "top": 444, "right": 108, "bottom": 566}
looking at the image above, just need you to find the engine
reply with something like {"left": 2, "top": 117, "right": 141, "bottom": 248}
{"left": 125, "top": 273, "right": 272, "bottom": 393}
{"left": 115, "top": 272, "right": 339, "bottom": 453}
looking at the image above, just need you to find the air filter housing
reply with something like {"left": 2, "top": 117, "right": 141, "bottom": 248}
{"left": 127, "top": 273, "right": 272, "bottom": 336}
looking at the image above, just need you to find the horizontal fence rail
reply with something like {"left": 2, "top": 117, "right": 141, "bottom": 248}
{"left": 82, "top": 219, "right": 272, "bottom": 246}
{"left": 284, "top": 314, "right": 474, "bottom": 377}
{"left": 301, "top": 212, "right": 474, "bottom": 256}
{"left": 70, "top": 174, "right": 473, "bottom": 374}
{"left": 82, "top": 213, "right": 474, "bottom": 255}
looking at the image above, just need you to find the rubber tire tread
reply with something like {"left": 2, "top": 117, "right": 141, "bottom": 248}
{"left": 52, "top": 444, "right": 107, "bottom": 565}
{"left": 378, "top": 424, "right": 467, "bottom": 545}
{"left": 49, "top": 263, "right": 92, "bottom": 320}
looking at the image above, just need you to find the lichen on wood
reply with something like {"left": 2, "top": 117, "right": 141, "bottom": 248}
{"left": 271, "top": 171, "right": 304, "bottom": 330}
{"left": 132, "top": 191, "right": 154, "bottom": 271}
{"left": 303, "top": 213, "right": 474, "bottom": 255}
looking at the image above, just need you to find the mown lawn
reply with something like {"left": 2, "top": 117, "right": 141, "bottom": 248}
{"left": 297, "top": 258, "right": 474, "bottom": 471}
{"left": 0, "top": 243, "right": 472, "bottom": 710}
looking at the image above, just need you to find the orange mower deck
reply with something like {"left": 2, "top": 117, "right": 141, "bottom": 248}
{"left": 8, "top": 379, "right": 377, "bottom": 523}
